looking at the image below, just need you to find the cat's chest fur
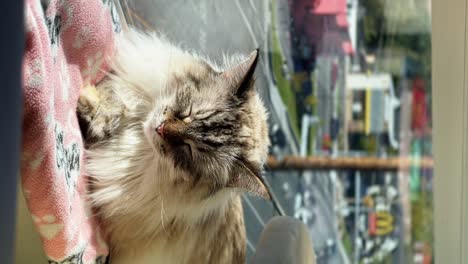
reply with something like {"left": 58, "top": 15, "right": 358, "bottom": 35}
{"left": 108, "top": 196, "right": 246, "bottom": 264}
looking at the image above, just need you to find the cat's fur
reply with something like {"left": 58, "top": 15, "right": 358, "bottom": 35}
{"left": 77, "top": 29, "right": 270, "bottom": 264}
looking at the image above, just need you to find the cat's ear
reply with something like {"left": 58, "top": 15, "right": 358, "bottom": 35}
{"left": 222, "top": 49, "right": 259, "bottom": 98}
{"left": 227, "top": 159, "right": 271, "bottom": 200}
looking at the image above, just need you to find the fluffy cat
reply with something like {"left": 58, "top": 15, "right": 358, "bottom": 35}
{"left": 77, "top": 28, "right": 270, "bottom": 264}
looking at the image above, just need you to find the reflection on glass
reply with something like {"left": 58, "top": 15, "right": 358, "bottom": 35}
{"left": 121, "top": 0, "right": 432, "bottom": 263}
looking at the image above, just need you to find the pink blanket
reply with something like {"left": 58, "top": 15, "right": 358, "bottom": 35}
{"left": 22, "top": 0, "right": 121, "bottom": 262}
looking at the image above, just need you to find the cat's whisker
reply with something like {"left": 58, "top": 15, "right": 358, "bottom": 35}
{"left": 157, "top": 165, "right": 169, "bottom": 236}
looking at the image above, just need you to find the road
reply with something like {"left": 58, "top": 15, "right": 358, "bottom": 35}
{"left": 121, "top": 0, "right": 344, "bottom": 262}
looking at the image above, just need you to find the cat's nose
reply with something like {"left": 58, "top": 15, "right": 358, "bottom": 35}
{"left": 157, "top": 119, "right": 187, "bottom": 143}
{"left": 156, "top": 122, "right": 165, "bottom": 138}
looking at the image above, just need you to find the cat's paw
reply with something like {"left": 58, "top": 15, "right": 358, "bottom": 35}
{"left": 77, "top": 85, "right": 125, "bottom": 142}
{"left": 78, "top": 85, "right": 101, "bottom": 122}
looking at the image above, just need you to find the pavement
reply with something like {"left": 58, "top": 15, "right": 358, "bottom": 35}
{"left": 121, "top": 0, "right": 345, "bottom": 262}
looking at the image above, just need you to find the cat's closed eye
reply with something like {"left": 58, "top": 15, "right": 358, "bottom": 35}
{"left": 195, "top": 109, "right": 217, "bottom": 120}
{"left": 175, "top": 103, "right": 193, "bottom": 120}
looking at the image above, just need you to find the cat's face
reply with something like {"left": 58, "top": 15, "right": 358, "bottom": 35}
{"left": 143, "top": 50, "right": 270, "bottom": 198}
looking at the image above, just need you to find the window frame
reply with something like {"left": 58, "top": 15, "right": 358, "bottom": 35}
{"left": 433, "top": 0, "right": 468, "bottom": 262}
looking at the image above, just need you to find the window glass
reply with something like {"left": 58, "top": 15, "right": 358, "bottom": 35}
{"left": 119, "top": 0, "right": 433, "bottom": 262}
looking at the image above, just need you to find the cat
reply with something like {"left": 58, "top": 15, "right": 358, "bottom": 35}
{"left": 77, "top": 28, "right": 270, "bottom": 264}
